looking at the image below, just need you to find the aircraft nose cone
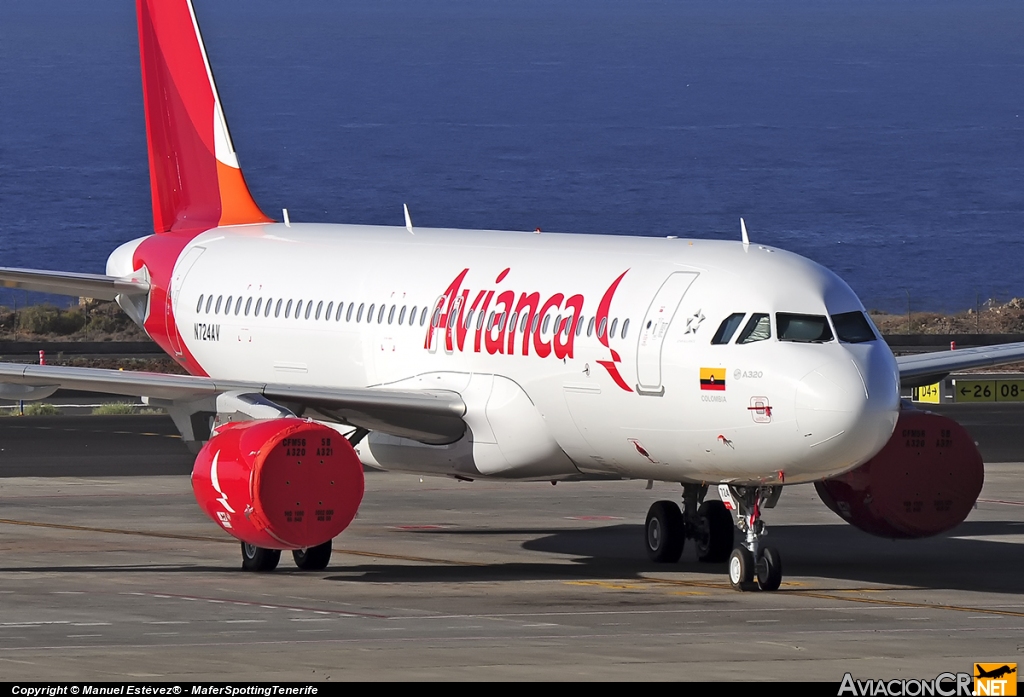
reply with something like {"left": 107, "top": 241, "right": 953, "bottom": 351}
{"left": 795, "top": 347, "right": 899, "bottom": 471}
{"left": 795, "top": 359, "right": 866, "bottom": 444}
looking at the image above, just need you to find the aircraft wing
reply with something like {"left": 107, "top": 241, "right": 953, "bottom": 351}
{"left": 896, "top": 341, "right": 1024, "bottom": 388}
{"left": 0, "top": 267, "right": 149, "bottom": 300}
{"left": 0, "top": 362, "right": 466, "bottom": 445}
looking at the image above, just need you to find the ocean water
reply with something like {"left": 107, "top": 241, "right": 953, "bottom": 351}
{"left": 0, "top": 0, "right": 1022, "bottom": 313}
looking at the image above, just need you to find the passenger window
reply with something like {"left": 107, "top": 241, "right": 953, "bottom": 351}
{"left": 295, "top": 300, "right": 303, "bottom": 319}
{"left": 420, "top": 307, "right": 428, "bottom": 326}
{"left": 477, "top": 311, "right": 486, "bottom": 331}
{"left": 831, "top": 311, "right": 877, "bottom": 343}
{"left": 610, "top": 318, "right": 618, "bottom": 338}
{"left": 275, "top": 299, "right": 283, "bottom": 318}
{"left": 368, "top": 304, "right": 375, "bottom": 323}
{"left": 463, "top": 308, "right": 474, "bottom": 330}
{"left": 315, "top": 301, "right": 323, "bottom": 320}
{"left": 254, "top": 298, "right": 263, "bottom": 316}
{"left": 336, "top": 302, "right": 344, "bottom": 321}
{"left": 542, "top": 315, "right": 551, "bottom": 334}
{"left": 244, "top": 297, "right": 252, "bottom": 316}
{"left": 225, "top": 296, "right": 233, "bottom": 314}
{"left": 598, "top": 317, "right": 607, "bottom": 338}
{"left": 389, "top": 305, "right": 396, "bottom": 325}
{"left": 234, "top": 297, "right": 242, "bottom": 315}
{"left": 285, "top": 300, "right": 293, "bottom": 319}
{"left": 520, "top": 314, "right": 530, "bottom": 333}
{"left": 324, "top": 302, "right": 332, "bottom": 320}
{"left": 305, "top": 302, "right": 313, "bottom": 320}
{"left": 738, "top": 313, "right": 771, "bottom": 343}
{"left": 215, "top": 295, "right": 223, "bottom": 314}
{"left": 711, "top": 313, "right": 746, "bottom": 345}
{"left": 576, "top": 315, "right": 585, "bottom": 336}
{"left": 205, "top": 295, "right": 213, "bottom": 314}
{"left": 409, "top": 306, "right": 417, "bottom": 326}
{"left": 196, "top": 294, "right": 204, "bottom": 313}
{"left": 508, "top": 312, "right": 518, "bottom": 333}
{"left": 621, "top": 318, "right": 630, "bottom": 339}
{"left": 777, "top": 313, "right": 833, "bottom": 343}
{"left": 431, "top": 307, "right": 441, "bottom": 327}
{"left": 398, "top": 306, "right": 406, "bottom": 325}
{"left": 448, "top": 308, "right": 459, "bottom": 329}
{"left": 378, "top": 305, "right": 386, "bottom": 324}
{"left": 587, "top": 317, "right": 594, "bottom": 337}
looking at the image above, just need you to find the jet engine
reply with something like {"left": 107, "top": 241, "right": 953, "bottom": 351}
{"left": 192, "top": 419, "right": 364, "bottom": 549}
{"left": 814, "top": 409, "right": 983, "bottom": 539}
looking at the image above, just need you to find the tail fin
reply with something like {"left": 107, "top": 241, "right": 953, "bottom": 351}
{"left": 137, "top": 0, "right": 272, "bottom": 233}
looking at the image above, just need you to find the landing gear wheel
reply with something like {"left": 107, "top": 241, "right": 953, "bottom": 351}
{"left": 756, "top": 546, "right": 783, "bottom": 591}
{"left": 728, "top": 547, "right": 755, "bottom": 591}
{"left": 695, "top": 500, "right": 734, "bottom": 563}
{"left": 292, "top": 541, "right": 333, "bottom": 571}
{"left": 241, "top": 542, "right": 281, "bottom": 572}
{"left": 645, "top": 501, "right": 685, "bottom": 563}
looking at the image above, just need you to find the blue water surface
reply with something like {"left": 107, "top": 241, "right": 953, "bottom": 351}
{"left": 1, "top": 0, "right": 1022, "bottom": 312}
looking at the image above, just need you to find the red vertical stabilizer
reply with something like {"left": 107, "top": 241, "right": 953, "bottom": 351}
{"left": 137, "top": 0, "right": 272, "bottom": 233}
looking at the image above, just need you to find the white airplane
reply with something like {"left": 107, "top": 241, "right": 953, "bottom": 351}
{"left": 2, "top": 0, "right": 1022, "bottom": 591}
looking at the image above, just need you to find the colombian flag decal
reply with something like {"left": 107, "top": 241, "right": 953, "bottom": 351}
{"left": 700, "top": 367, "right": 726, "bottom": 391}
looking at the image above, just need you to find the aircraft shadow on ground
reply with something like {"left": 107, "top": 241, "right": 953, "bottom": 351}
{"left": 320, "top": 520, "right": 1024, "bottom": 594}
{"left": 4, "top": 521, "right": 1021, "bottom": 594}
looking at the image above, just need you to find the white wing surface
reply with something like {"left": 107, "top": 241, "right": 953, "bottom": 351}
{"left": 896, "top": 342, "right": 1024, "bottom": 388}
{"left": 0, "top": 362, "right": 465, "bottom": 445}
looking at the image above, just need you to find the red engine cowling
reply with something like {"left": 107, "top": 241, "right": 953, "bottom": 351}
{"left": 191, "top": 419, "right": 364, "bottom": 550}
{"left": 814, "top": 409, "right": 983, "bottom": 539}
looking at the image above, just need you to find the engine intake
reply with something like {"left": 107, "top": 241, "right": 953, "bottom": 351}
{"left": 814, "top": 409, "right": 983, "bottom": 539}
{"left": 192, "top": 419, "right": 364, "bottom": 549}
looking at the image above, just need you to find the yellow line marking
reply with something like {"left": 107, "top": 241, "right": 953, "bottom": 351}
{"left": 0, "top": 518, "right": 230, "bottom": 544}
{"left": 570, "top": 574, "right": 1024, "bottom": 619}
{"left": 0, "top": 518, "right": 482, "bottom": 566}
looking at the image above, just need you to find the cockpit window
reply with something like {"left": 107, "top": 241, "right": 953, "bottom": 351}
{"left": 831, "top": 311, "right": 877, "bottom": 343}
{"left": 776, "top": 313, "right": 834, "bottom": 343}
{"left": 737, "top": 313, "right": 771, "bottom": 344}
{"left": 711, "top": 313, "right": 746, "bottom": 345}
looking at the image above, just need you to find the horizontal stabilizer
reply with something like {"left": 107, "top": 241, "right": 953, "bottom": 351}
{"left": 0, "top": 267, "right": 150, "bottom": 300}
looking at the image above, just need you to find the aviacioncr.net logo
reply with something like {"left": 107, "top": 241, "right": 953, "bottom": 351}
{"left": 838, "top": 672, "right": 974, "bottom": 697}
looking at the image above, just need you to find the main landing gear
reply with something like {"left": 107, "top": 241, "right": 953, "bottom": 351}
{"left": 240, "top": 540, "right": 333, "bottom": 572}
{"left": 643, "top": 483, "right": 783, "bottom": 592}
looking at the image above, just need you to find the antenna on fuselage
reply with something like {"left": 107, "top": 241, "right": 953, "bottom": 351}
{"left": 283, "top": 208, "right": 291, "bottom": 228}
{"left": 740, "top": 217, "right": 750, "bottom": 246}
{"left": 404, "top": 203, "right": 414, "bottom": 235}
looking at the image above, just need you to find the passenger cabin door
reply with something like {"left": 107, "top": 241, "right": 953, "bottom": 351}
{"left": 166, "top": 246, "right": 205, "bottom": 356}
{"left": 635, "top": 271, "right": 698, "bottom": 395}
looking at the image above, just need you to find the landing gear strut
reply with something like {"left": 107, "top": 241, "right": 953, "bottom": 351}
{"left": 721, "top": 485, "right": 783, "bottom": 592}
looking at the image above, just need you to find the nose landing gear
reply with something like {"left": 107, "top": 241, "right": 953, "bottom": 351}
{"left": 643, "top": 483, "right": 783, "bottom": 592}
{"left": 721, "top": 485, "right": 783, "bottom": 591}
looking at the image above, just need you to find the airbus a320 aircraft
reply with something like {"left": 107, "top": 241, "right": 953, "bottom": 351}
{"left": 2, "top": 0, "right": 1023, "bottom": 591}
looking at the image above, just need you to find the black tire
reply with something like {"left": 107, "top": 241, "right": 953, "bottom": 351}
{"left": 645, "top": 500, "right": 685, "bottom": 563}
{"left": 293, "top": 541, "right": 333, "bottom": 571}
{"left": 728, "top": 547, "right": 755, "bottom": 591}
{"left": 241, "top": 542, "right": 281, "bottom": 572}
{"left": 756, "top": 546, "right": 783, "bottom": 592}
{"left": 695, "top": 500, "right": 735, "bottom": 563}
